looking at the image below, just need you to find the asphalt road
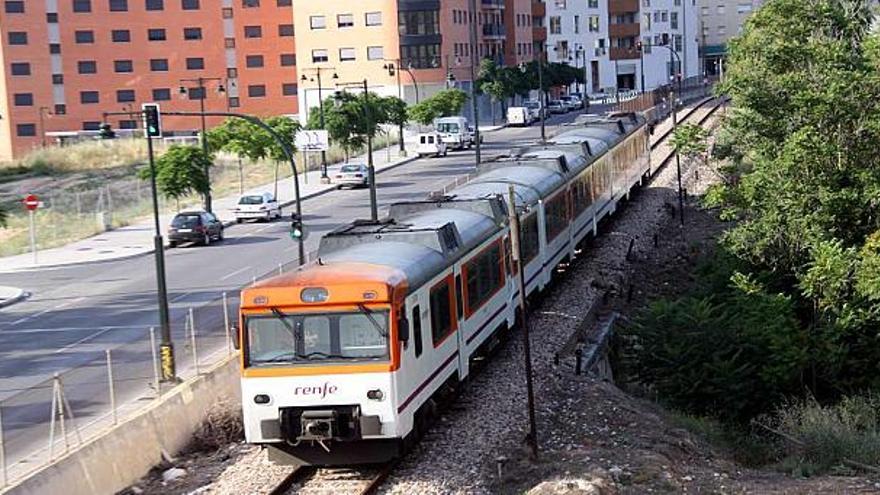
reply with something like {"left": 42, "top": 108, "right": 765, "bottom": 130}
{"left": 0, "top": 111, "right": 589, "bottom": 467}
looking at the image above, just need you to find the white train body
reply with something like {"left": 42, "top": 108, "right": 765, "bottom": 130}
{"left": 238, "top": 112, "right": 650, "bottom": 465}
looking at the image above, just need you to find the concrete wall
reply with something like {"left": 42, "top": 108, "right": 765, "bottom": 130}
{"left": 5, "top": 356, "right": 241, "bottom": 495}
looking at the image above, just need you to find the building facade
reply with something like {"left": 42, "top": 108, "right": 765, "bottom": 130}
{"left": 697, "top": 0, "right": 763, "bottom": 75}
{"left": 0, "top": 0, "right": 298, "bottom": 160}
{"left": 545, "top": 0, "right": 699, "bottom": 95}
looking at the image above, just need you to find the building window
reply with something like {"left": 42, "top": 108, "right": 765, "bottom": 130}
{"left": 76, "top": 30, "right": 96, "bottom": 44}
{"left": 13, "top": 93, "right": 33, "bottom": 106}
{"left": 222, "top": 7, "right": 232, "bottom": 18}
{"left": 429, "top": 278, "right": 455, "bottom": 346}
{"left": 588, "top": 0, "right": 598, "bottom": 7}
{"left": 152, "top": 88, "right": 171, "bottom": 100}
{"left": 244, "top": 25, "right": 262, "bottom": 38}
{"left": 80, "top": 91, "right": 100, "bottom": 104}
{"left": 717, "top": 4, "right": 725, "bottom": 14}
{"left": 588, "top": 15, "right": 600, "bottom": 32}
{"left": 365, "top": 11, "right": 382, "bottom": 26}
{"left": 4, "top": 1, "right": 24, "bottom": 13}
{"left": 701, "top": 5, "right": 709, "bottom": 15}
{"left": 718, "top": 25, "right": 726, "bottom": 36}
{"left": 49, "top": 43, "right": 61, "bottom": 54}
{"left": 117, "top": 89, "right": 135, "bottom": 102}
{"left": 574, "top": 14, "right": 579, "bottom": 34}
{"left": 47, "top": 12, "right": 59, "bottom": 22}
{"left": 82, "top": 121, "right": 101, "bottom": 131}
{"left": 670, "top": 11, "right": 678, "bottom": 30}
{"left": 398, "top": 10, "right": 439, "bottom": 35}
{"left": 400, "top": 43, "right": 440, "bottom": 69}
{"left": 737, "top": 3, "right": 753, "bottom": 13}
{"left": 8, "top": 32, "right": 28, "bottom": 45}
{"left": 184, "top": 27, "right": 202, "bottom": 40}
{"left": 339, "top": 47, "right": 356, "bottom": 62}
{"left": 109, "top": 0, "right": 128, "bottom": 11}
{"left": 182, "top": 0, "right": 198, "bottom": 8}
{"left": 73, "top": 0, "right": 91, "bottom": 11}
{"left": 367, "top": 46, "right": 384, "bottom": 61}
{"left": 311, "top": 49, "right": 328, "bottom": 63}
{"left": 337, "top": 13, "right": 354, "bottom": 28}
{"left": 227, "top": 68, "right": 238, "bottom": 78}
{"left": 228, "top": 97, "right": 240, "bottom": 107}
{"left": 280, "top": 53, "right": 296, "bottom": 66}
{"left": 225, "top": 38, "right": 235, "bottom": 48}
{"left": 549, "top": 16, "right": 561, "bottom": 34}
{"left": 119, "top": 120, "right": 137, "bottom": 129}
{"left": 309, "top": 15, "right": 325, "bottom": 29}
{"left": 52, "top": 74, "right": 64, "bottom": 84}
{"left": 188, "top": 87, "right": 205, "bottom": 99}
{"left": 112, "top": 29, "right": 130, "bottom": 42}
{"left": 278, "top": 24, "right": 294, "bottom": 36}
{"left": 554, "top": 0, "right": 566, "bottom": 7}
{"left": 247, "top": 84, "right": 266, "bottom": 97}
{"left": 276, "top": 0, "right": 290, "bottom": 5}
{"left": 241, "top": 0, "right": 258, "bottom": 6}
{"left": 150, "top": 58, "right": 169, "bottom": 71}
{"left": 245, "top": 55, "right": 264, "bottom": 68}
{"left": 186, "top": 57, "right": 204, "bottom": 70}
{"left": 148, "top": 28, "right": 166, "bottom": 41}
{"left": 78, "top": 61, "right": 97, "bottom": 74}
{"left": 11, "top": 62, "right": 30, "bottom": 75}
{"left": 282, "top": 83, "right": 297, "bottom": 96}
{"left": 54, "top": 104, "right": 66, "bottom": 114}
{"left": 145, "top": 0, "right": 163, "bottom": 10}
{"left": 114, "top": 60, "right": 133, "bottom": 72}
{"left": 16, "top": 124, "right": 36, "bottom": 137}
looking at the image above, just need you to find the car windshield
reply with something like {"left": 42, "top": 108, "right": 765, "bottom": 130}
{"left": 341, "top": 164, "right": 363, "bottom": 173}
{"left": 238, "top": 195, "right": 264, "bottom": 205}
{"left": 437, "top": 122, "right": 460, "bottom": 133}
{"left": 525, "top": 102, "right": 539, "bottom": 108}
{"left": 246, "top": 309, "right": 390, "bottom": 366}
{"left": 172, "top": 215, "right": 200, "bottom": 228}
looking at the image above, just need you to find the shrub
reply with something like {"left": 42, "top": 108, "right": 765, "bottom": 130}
{"left": 189, "top": 401, "right": 243, "bottom": 453}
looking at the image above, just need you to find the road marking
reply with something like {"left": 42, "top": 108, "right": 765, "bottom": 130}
{"left": 171, "top": 291, "right": 193, "bottom": 303}
{"left": 8, "top": 296, "right": 87, "bottom": 326}
{"left": 54, "top": 326, "right": 115, "bottom": 353}
{"left": 220, "top": 266, "right": 251, "bottom": 281}
{"left": 0, "top": 325, "right": 143, "bottom": 334}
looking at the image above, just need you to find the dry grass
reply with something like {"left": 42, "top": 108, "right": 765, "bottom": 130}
{"left": 188, "top": 401, "right": 244, "bottom": 453}
{"left": 1, "top": 138, "right": 147, "bottom": 174}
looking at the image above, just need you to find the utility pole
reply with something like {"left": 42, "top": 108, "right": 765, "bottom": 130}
{"left": 301, "top": 68, "right": 337, "bottom": 183}
{"left": 468, "top": 0, "right": 481, "bottom": 166}
{"left": 507, "top": 184, "right": 538, "bottom": 460}
{"left": 363, "top": 79, "right": 378, "bottom": 222}
{"left": 179, "top": 76, "right": 225, "bottom": 213}
{"left": 537, "top": 52, "right": 546, "bottom": 142}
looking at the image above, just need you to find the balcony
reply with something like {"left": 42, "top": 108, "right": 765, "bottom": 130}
{"left": 609, "top": 22, "right": 640, "bottom": 38}
{"left": 482, "top": 0, "right": 505, "bottom": 9}
{"left": 483, "top": 23, "right": 507, "bottom": 39}
{"left": 609, "top": 46, "right": 640, "bottom": 60}
{"left": 608, "top": 0, "right": 638, "bottom": 15}
{"left": 531, "top": 1, "right": 545, "bottom": 17}
{"left": 532, "top": 26, "right": 547, "bottom": 41}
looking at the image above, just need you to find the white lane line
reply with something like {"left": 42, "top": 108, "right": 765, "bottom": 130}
{"left": 8, "top": 296, "right": 87, "bottom": 326}
{"left": 54, "top": 326, "right": 115, "bottom": 353}
{"left": 220, "top": 265, "right": 251, "bottom": 281}
{"left": 171, "top": 291, "right": 193, "bottom": 303}
{"left": 0, "top": 325, "right": 142, "bottom": 334}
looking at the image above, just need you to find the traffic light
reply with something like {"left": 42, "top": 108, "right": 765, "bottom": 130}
{"left": 142, "top": 103, "right": 162, "bottom": 138}
{"left": 99, "top": 123, "right": 116, "bottom": 139}
{"left": 289, "top": 217, "right": 304, "bottom": 240}
{"left": 636, "top": 41, "right": 643, "bottom": 52}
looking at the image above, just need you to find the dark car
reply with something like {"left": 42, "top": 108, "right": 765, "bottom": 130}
{"left": 168, "top": 211, "right": 224, "bottom": 247}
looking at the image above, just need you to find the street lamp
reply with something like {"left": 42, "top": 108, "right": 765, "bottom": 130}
{"left": 382, "top": 60, "right": 416, "bottom": 156}
{"left": 467, "top": 0, "right": 481, "bottom": 166}
{"left": 178, "top": 76, "right": 225, "bottom": 213}
{"left": 335, "top": 79, "right": 379, "bottom": 222}
{"left": 300, "top": 67, "right": 338, "bottom": 183}
{"left": 520, "top": 50, "right": 546, "bottom": 142}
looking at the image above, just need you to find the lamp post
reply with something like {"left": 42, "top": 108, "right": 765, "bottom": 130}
{"left": 178, "top": 76, "right": 225, "bottom": 213}
{"left": 383, "top": 60, "right": 420, "bottom": 156}
{"left": 635, "top": 42, "right": 646, "bottom": 94}
{"left": 38, "top": 106, "right": 51, "bottom": 147}
{"left": 336, "top": 79, "right": 379, "bottom": 222}
{"left": 468, "top": 0, "right": 481, "bottom": 166}
{"left": 301, "top": 67, "right": 338, "bottom": 183}
{"left": 520, "top": 49, "right": 546, "bottom": 142}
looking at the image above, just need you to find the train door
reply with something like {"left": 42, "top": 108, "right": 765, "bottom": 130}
{"left": 454, "top": 270, "right": 470, "bottom": 380}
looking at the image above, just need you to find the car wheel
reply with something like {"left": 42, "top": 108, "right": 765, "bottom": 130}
{"left": 169, "top": 241, "right": 178, "bottom": 248}
{"left": 218, "top": 228, "right": 224, "bottom": 241}
{"left": 236, "top": 218, "right": 242, "bottom": 224}
{"left": 203, "top": 233, "right": 210, "bottom": 246}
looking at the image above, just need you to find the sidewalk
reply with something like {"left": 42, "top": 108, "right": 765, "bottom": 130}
{"left": 0, "top": 141, "right": 419, "bottom": 272}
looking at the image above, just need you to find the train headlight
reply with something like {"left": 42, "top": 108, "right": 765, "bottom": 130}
{"left": 253, "top": 394, "right": 271, "bottom": 405}
{"left": 366, "top": 389, "right": 384, "bottom": 401}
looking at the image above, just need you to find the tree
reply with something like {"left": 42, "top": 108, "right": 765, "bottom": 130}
{"left": 306, "top": 91, "right": 393, "bottom": 158}
{"left": 670, "top": 123, "right": 709, "bottom": 161}
{"left": 138, "top": 145, "right": 211, "bottom": 210}
{"left": 264, "top": 116, "right": 301, "bottom": 163}
{"left": 378, "top": 96, "right": 408, "bottom": 150}
{"left": 407, "top": 89, "right": 469, "bottom": 125}
{"left": 0, "top": 206, "right": 7, "bottom": 228}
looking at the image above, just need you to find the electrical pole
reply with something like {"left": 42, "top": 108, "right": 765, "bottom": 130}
{"left": 538, "top": 51, "right": 546, "bottom": 142}
{"left": 364, "top": 79, "right": 378, "bottom": 222}
{"left": 468, "top": 0, "right": 481, "bottom": 166}
{"left": 317, "top": 70, "right": 330, "bottom": 183}
{"left": 197, "top": 78, "right": 211, "bottom": 212}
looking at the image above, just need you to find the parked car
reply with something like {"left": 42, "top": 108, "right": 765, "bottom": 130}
{"left": 547, "top": 100, "right": 567, "bottom": 114}
{"left": 233, "top": 192, "right": 282, "bottom": 223}
{"left": 560, "top": 95, "right": 584, "bottom": 110}
{"left": 434, "top": 116, "right": 476, "bottom": 150}
{"left": 506, "top": 106, "right": 532, "bottom": 127}
{"left": 415, "top": 132, "right": 448, "bottom": 157}
{"left": 168, "top": 211, "right": 223, "bottom": 247}
{"left": 335, "top": 163, "right": 371, "bottom": 188}
{"left": 524, "top": 100, "right": 545, "bottom": 120}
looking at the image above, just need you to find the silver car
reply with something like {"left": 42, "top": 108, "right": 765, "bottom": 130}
{"left": 335, "top": 163, "right": 371, "bottom": 188}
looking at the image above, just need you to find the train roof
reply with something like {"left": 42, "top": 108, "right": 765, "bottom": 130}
{"left": 464, "top": 165, "right": 565, "bottom": 198}
{"left": 446, "top": 180, "right": 541, "bottom": 212}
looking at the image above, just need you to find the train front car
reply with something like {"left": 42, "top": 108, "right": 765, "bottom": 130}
{"left": 238, "top": 262, "right": 407, "bottom": 466}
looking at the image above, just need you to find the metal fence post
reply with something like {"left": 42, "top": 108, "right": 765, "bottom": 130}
{"left": 223, "top": 293, "right": 232, "bottom": 355}
{"left": 48, "top": 377, "right": 58, "bottom": 461}
{"left": 189, "top": 308, "right": 199, "bottom": 375}
{"left": 252, "top": 275, "right": 257, "bottom": 286}
{"left": 278, "top": 263, "right": 283, "bottom": 275}
{"left": 149, "top": 327, "right": 160, "bottom": 398}
{"left": 57, "top": 375, "right": 82, "bottom": 448}
{"left": 0, "top": 407, "right": 6, "bottom": 487}
{"left": 106, "top": 349, "right": 117, "bottom": 425}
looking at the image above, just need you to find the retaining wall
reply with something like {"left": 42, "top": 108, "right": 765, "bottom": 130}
{"left": 5, "top": 356, "right": 241, "bottom": 495}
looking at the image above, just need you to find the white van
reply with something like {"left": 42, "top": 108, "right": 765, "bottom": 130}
{"left": 434, "top": 116, "right": 475, "bottom": 150}
{"left": 507, "top": 107, "right": 532, "bottom": 127}
{"left": 415, "top": 132, "right": 448, "bottom": 157}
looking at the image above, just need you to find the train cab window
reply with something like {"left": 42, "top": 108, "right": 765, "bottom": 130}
{"left": 464, "top": 242, "right": 504, "bottom": 314}
{"left": 520, "top": 214, "right": 540, "bottom": 265}
{"left": 430, "top": 278, "right": 456, "bottom": 346}
{"left": 545, "top": 193, "right": 568, "bottom": 241}
{"left": 412, "top": 305, "right": 423, "bottom": 358}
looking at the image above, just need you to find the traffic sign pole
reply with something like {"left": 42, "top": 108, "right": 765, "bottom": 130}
{"left": 28, "top": 209, "right": 37, "bottom": 265}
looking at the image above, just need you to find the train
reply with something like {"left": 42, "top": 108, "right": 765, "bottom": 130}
{"left": 237, "top": 111, "right": 651, "bottom": 466}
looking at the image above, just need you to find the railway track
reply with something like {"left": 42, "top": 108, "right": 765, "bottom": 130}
{"left": 650, "top": 95, "right": 717, "bottom": 151}
{"left": 269, "top": 462, "right": 395, "bottom": 495}
{"left": 654, "top": 97, "right": 728, "bottom": 169}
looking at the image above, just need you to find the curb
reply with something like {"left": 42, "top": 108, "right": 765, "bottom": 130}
{"left": 0, "top": 154, "right": 422, "bottom": 273}
{"left": 0, "top": 287, "right": 27, "bottom": 309}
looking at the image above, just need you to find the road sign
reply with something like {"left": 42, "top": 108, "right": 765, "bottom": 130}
{"left": 142, "top": 103, "right": 162, "bottom": 138}
{"left": 295, "top": 130, "right": 329, "bottom": 152}
{"left": 23, "top": 194, "right": 40, "bottom": 211}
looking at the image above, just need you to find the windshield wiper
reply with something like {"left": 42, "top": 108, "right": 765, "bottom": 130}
{"left": 357, "top": 304, "right": 388, "bottom": 339}
{"left": 254, "top": 351, "right": 350, "bottom": 364}
{"left": 271, "top": 308, "right": 299, "bottom": 337}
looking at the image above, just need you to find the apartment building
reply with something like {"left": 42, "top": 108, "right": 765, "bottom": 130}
{"left": 0, "top": 0, "right": 298, "bottom": 161}
{"left": 545, "top": 0, "right": 699, "bottom": 95}
{"left": 697, "top": 0, "right": 763, "bottom": 75}
{"left": 293, "top": 0, "right": 534, "bottom": 123}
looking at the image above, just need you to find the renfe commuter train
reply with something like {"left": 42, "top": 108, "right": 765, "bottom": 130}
{"left": 237, "top": 112, "right": 651, "bottom": 465}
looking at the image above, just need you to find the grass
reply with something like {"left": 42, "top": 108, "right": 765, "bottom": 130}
{"left": 0, "top": 138, "right": 147, "bottom": 174}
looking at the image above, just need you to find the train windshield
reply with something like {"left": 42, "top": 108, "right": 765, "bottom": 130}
{"left": 245, "top": 308, "right": 389, "bottom": 367}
